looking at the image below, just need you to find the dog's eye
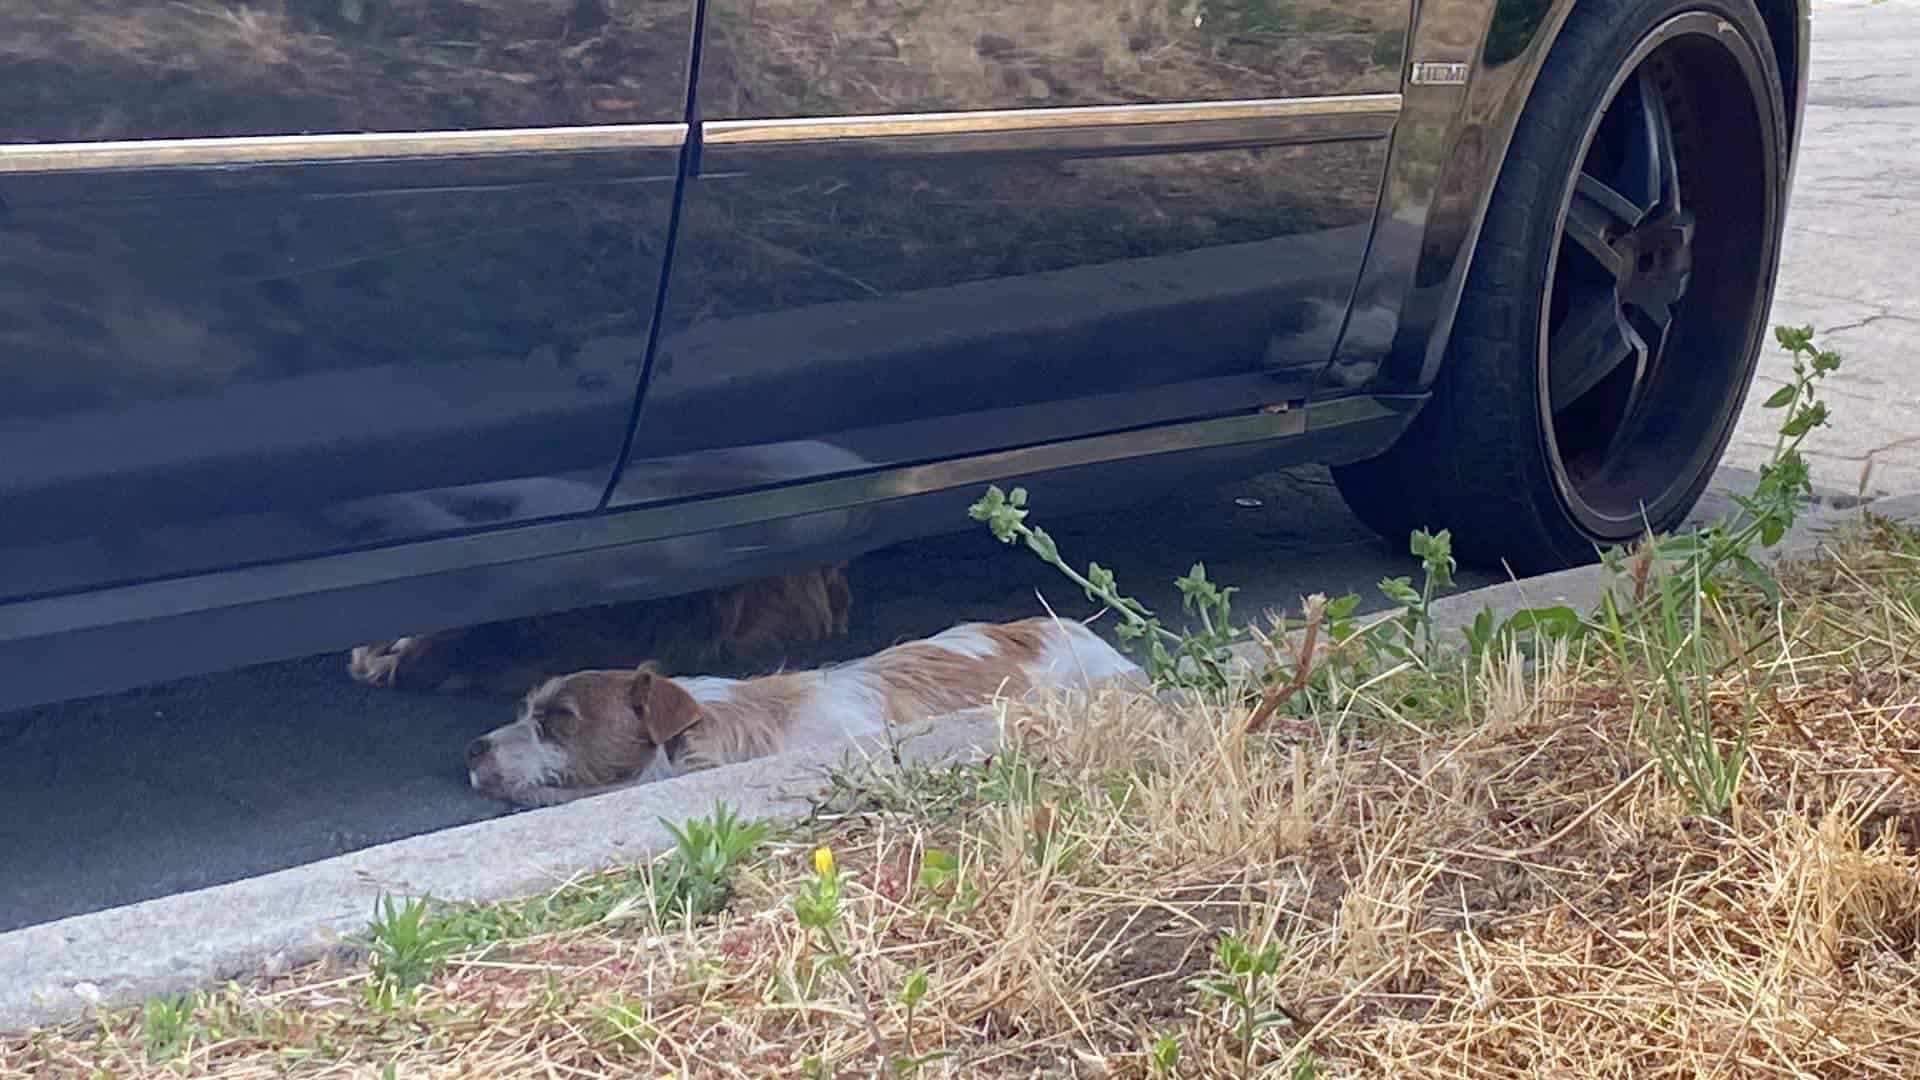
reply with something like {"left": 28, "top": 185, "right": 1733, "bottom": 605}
{"left": 534, "top": 708, "right": 575, "bottom": 739}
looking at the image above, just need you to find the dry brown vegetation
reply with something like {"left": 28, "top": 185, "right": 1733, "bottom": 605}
{"left": 6, "top": 518, "right": 1919, "bottom": 1078}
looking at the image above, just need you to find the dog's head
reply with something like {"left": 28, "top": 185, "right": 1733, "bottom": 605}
{"left": 466, "top": 665, "right": 706, "bottom": 806}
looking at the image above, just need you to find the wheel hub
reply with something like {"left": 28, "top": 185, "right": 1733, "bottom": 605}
{"left": 1614, "top": 207, "right": 1694, "bottom": 317}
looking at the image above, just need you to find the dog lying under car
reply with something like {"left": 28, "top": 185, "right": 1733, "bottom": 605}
{"left": 464, "top": 616, "right": 1140, "bottom": 807}
{"left": 348, "top": 567, "right": 854, "bottom": 698}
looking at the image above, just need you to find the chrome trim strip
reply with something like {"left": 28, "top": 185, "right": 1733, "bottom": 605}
{"left": 703, "top": 95, "right": 1404, "bottom": 145}
{"left": 0, "top": 397, "right": 1401, "bottom": 639}
{"left": 0, "top": 123, "right": 690, "bottom": 174}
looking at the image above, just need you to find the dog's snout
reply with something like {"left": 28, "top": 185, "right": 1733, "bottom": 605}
{"left": 466, "top": 736, "right": 490, "bottom": 767}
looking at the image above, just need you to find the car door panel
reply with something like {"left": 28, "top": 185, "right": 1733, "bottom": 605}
{"left": 608, "top": 0, "right": 1411, "bottom": 508}
{"left": 0, "top": 1, "right": 693, "bottom": 604}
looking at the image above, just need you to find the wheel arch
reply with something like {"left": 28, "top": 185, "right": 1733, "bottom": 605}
{"left": 1320, "top": 0, "right": 1808, "bottom": 399}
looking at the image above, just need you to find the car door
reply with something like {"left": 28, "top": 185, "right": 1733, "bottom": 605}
{"left": 0, "top": 1, "right": 694, "bottom": 604}
{"left": 609, "top": 0, "right": 1412, "bottom": 508}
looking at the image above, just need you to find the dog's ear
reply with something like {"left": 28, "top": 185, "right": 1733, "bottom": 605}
{"left": 631, "top": 670, "right": 704, "bottom": 745}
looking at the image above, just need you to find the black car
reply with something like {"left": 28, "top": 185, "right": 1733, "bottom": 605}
{"left": 0, "top": 0, "right": 1807, "bottom": 710}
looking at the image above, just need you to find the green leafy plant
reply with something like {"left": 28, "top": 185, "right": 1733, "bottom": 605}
{"left": 1147, "top": 1031, "right": 1182, "bottom": 1075}
{"left": 1461, "top": 601, "right": 1584, "bottom": 663}
{"left": 1599, "top": 562, "right": 1760, "bottom": 817}
{"left": 896, "top": 967, "right": 928, "bottom": 1041}
{"left": 887, "top": 967, "right": 951, "bottom": 1075}
{"left": 910, "top": 845, "right": 975, "bottom": 910}
{"left": 807, "top": 755, "right": 982, "bottom": 827}
{"left": 775, "top": 845, "right": 853, "bottom": 1005}
{"left": 969, "top": 483, "right": 1479, "bottom": 731}
{"left": 366, "top": 894, "right": 464, "bottom": 1005}
{"left": 1471, "top": 324, "right": 1842, "bottom": 659}
{"left": 654, "top": 801, "right": 772, "bottom": 924}
{"left": 792, "top": 845, "right": 848, "bottom": 955}
{"left": 139, "top": 992, "right": 197, "bottom": 1062}
{"left": 971, "top": 324, "right": 1841, "bottom": 820}
{"left": 1374, "top": 528, "right": 1457, "bottom": 670}
{"left": 915, "top": 848, "right": 979, "bottom": 914}
{"left": 595, "top": 994, "right": 656, "bottom": 1050}
{"left": 970, "top": 485, "right": 1240, "bottom": 690}
{"left": 1474, "top": 326, "right": 1839, "bottom": 813}
{"left": 1188, "top": 931, "right": 1295, "bottom": 1078}
{"left": 1602, "top": 326, "right": 1837, "bottom": 609}
{"left": 1745, "top": 324, "right": 1843, "bottom": 544}
{"left": 783, "top": 846, "right": 935, "bottom": 1073}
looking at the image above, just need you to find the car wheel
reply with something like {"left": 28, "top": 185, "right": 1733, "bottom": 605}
{"left": 1333, "top": 0, "right": 1788, "bottom": 573}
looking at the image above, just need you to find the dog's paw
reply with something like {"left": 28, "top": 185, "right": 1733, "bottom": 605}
{"left": 347, "top": 638, "right": 413, "bottom": 688}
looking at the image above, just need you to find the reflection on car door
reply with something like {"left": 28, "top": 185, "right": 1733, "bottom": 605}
{"left": 610, "top": 0, "right": 1414, "bottom": 509}
{"left": 0, "top": 1, "right": 694, "bottom": 603}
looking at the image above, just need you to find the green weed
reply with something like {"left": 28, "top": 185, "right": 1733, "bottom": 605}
{"left": 653, "top": 801, "right": 773, "bottom": 924}
{"left": 365, "top": 895, "right": 464, "bottom": 1006}
{"left": 1188, "top": 931, "right": 1296, "bottom": 1078}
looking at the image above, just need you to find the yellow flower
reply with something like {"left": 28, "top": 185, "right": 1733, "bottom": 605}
{"left": 813, "top": 846, "right": 835, "bottom": 877}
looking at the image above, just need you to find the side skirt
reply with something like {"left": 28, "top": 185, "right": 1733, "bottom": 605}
{"left": 0, "top": 395, "right": 1417, "bottom": 711}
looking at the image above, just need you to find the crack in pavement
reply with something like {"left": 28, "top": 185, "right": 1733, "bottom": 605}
{"left": 1821, "top": 310, "right": 1920, "bottom": 336}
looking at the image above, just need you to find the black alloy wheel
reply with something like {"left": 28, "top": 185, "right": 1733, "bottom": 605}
{"left": 1334, "top": 1, "right": 1790, "bottom": 573}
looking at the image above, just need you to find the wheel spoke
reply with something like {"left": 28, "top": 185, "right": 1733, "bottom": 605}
{"left": 1599, "top": 300, "right": 1671, "bottom": 467}
{"left": 1565, "top": 173, "right": 1639, "bottom": 277}
{"left": 1577, "top": 171, "right": 1647, "bottom": 230}
{"left": 1601, "top": 341, "right": 1657, "bottom": 466}
{"left": 1619, "top": 289, "right": 1676, "bottom": 341}
{"left": 1636, "top": 67, "right": 1684, "bottom": 215}
{"left": 1549, "top": 289, "right": 1640, "bottom": 414}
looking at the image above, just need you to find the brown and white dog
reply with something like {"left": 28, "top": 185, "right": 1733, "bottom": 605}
{"left": 348, "top": 567, "right": 853, "bottom": 698}
{"left": 466, "top": 617, "right": 1141, "bottom": 807}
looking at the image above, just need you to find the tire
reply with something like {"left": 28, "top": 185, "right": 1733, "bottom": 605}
{"left": 1334, "top": 0, "right": 1789, "bottom": 574}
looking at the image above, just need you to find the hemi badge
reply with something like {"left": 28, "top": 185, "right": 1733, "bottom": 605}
{"left": 1410, "top": 61, "right": 1470, "bottom": 87}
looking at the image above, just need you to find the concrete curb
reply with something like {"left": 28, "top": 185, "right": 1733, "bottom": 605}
{"left": 4, "top": 494, "right": 1916, "bottom": 1032}
{"left": 0, "top": 708, "right": 1001, "bottom": 1031}
{"left": 1423, "top": 493, "right": 1920, "bottom": 631}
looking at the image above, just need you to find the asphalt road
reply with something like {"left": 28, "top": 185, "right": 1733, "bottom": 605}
{"left": 3, "top": 0, "right": 1916, "bottom": 935}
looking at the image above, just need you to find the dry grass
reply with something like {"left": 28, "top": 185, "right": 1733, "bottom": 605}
{"left": 6, "top": 518, "right": 1920, "bottom": 1078}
